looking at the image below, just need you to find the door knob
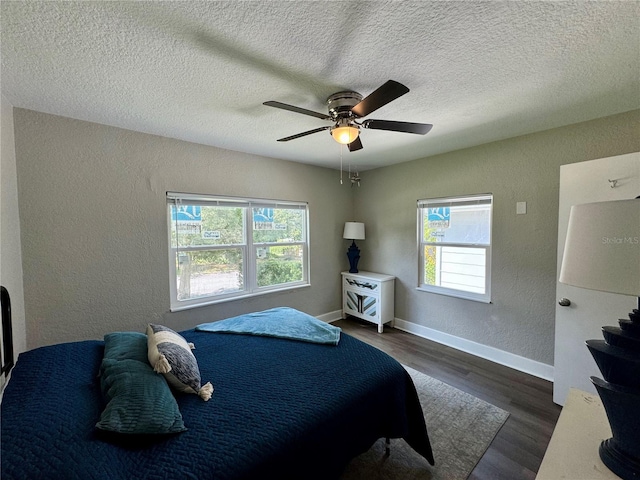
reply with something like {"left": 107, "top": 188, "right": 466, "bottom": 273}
{"left": 558, "top": 298, "right": 571, "bottom": 307}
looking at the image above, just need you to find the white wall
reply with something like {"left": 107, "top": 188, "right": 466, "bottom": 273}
{"left": 354, "top": 109, "right": 640, "bottom": 370}
{"left": 13, "top": 109, "right": 353, "bottom": 349}
{"left": 0, "top": 95, "right": 27, "bottom": 360}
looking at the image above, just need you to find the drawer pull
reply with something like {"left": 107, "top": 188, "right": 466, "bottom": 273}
{"left": 345, "top": 278, "right": 378, "bottom": 290}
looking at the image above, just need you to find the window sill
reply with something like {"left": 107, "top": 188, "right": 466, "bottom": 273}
{"left": 169, "top": 282, "right": 311, "bottom": 312}
{"left": 416, "top": 286, "right": 491, "bottom": 304}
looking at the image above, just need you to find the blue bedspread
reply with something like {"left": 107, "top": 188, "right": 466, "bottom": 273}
{"left": 196, "top": 307, "right": 342, "bottom": 345}
{"left": 1, "top": 330, "right": 433, "bottom": 480}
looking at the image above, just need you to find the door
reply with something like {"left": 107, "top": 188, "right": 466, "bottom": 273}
{"left": 554, "top": 152, "right": 640, "bottom": 405}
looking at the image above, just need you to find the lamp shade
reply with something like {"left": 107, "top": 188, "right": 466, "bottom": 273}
{"left": 559, "top": 199, "right": 640, "bottom": 297}
{"left": 343, "top": 222, "right": 365, "bottom": 240}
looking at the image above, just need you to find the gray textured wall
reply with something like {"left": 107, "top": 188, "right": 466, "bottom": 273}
{"left": 14, "top": 109, "right": 353, "bottom": 349}
{"left": 353, "top": 109, "right": 640, "bottom": 366}
{"left": 1, "top": 97, "right": 27, "bottom": 357}
{"left": 12, "top": 107, "right": 640, "bottom": 367}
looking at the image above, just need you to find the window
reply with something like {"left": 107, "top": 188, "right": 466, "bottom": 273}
{"left": 167, "top": 192, "right": 309, "bottom": 311}
{"left": 418, "top": 194, "right": 492, "bottom": 302}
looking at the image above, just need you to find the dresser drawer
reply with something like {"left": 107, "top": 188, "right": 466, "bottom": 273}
{"left": 343, "top": 275, "right": 381, "bottom": 293}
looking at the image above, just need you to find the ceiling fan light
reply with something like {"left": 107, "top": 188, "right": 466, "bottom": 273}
{"left": 331, "top": 125, "right": 359, "bottom": 145}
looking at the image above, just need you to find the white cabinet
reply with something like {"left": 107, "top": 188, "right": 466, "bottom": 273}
{"left": 341, "top": 271, "right": 395, "bottom": 333}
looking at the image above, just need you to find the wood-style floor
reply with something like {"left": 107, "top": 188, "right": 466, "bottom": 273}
{"left": 334, "top": 317, "right": 562, "bottom": 480}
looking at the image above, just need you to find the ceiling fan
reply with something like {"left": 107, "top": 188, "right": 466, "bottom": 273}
{"left": 263, "top": 80, "right": 433, "bottom": 152}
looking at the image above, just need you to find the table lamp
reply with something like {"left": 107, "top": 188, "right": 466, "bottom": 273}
{"left": 343, "top": 222, "right": 365, "bottom": 273}
{"left": 559, "top": 198, "right": 640, "bottom": 480}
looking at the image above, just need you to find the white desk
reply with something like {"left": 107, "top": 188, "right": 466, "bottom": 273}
{"left": 536, "top": 388, "right": 620, "bottom": 479}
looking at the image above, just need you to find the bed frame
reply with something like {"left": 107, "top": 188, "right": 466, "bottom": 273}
{"left": 1, "top": 286, "right": 14, "bottom": 379}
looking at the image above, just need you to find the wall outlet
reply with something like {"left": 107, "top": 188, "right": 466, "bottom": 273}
{"left": 516, "top": 201, "right": 527, "bottom": 215}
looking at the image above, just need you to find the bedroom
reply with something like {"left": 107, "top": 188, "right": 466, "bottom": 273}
{"left": 1, "top": 2, "right": 639, "bottom": 479}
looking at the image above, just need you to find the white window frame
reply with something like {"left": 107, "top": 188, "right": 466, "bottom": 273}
{"left": 167, "top": 192, "right": 310, "bottom": 311}
{"left": 417, "top": 193, "right": 492, "bottom": 303}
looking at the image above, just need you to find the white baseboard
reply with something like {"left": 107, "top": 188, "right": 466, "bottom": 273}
{"left": 319, "top": 311, "right": 553, "bottom": 381}
{"left": 393, "top": 318, "right": 554, "bottom": 381}
{"left": 317, "top": 310, "right": 343, "bottom": 324}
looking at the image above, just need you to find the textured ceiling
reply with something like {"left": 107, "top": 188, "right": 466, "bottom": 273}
{"left": 2, "top": 1, "right": 639, "bottom": 171}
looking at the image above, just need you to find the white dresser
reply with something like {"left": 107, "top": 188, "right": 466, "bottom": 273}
{"left": 341, "top": 271, "right": 395, "bottom": 333}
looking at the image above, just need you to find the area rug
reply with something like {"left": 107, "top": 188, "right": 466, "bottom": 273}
{"left": 341, "top": 366, "right": 509, "bottom": 480}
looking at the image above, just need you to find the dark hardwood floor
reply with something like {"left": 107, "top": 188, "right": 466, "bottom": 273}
{"left": 334, "top": 317, "right": 562, "bottom": 480}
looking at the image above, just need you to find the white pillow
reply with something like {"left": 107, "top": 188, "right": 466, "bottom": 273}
{"left": 146, "top": 324, "right": 213, "bottom": 401}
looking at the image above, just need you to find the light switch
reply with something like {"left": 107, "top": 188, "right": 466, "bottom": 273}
{"left": 516, "top": 202, "right": 527, "bottom": 215}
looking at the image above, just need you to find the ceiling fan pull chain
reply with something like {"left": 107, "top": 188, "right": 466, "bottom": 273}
{"left": 340, "top": 145, "right": 344, "bottom": 184}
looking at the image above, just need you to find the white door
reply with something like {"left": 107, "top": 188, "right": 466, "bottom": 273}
{"left": 553, "top": 152, "right": 640, "bottom": 405}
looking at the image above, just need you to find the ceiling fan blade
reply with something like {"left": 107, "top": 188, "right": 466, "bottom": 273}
{"left": 348, "top": 136, "right": 363, "bottom": 152}
{"left": 350, "top": 80, "right": 410, "bottom": 117}
{"left": 276, "top": 126, "right": 331, "bottom": 142}
{"left": 264, "top": 101, "right": 331, "bottom": 120}
{"left": 362, "top": 119, "right": 433, "bottom": 135}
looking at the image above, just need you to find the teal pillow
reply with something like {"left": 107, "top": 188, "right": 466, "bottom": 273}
{"left": 103, "top": 332, "right": 149, "bottom": 364}
{"left": 96, "top": 358, "right": 187, "bottom": 435}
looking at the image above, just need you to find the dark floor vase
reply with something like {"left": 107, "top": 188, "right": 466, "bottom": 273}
{"left": 587, "top": 308, "right": 640, "bottom": 480}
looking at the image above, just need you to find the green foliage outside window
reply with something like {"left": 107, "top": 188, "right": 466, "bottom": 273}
{"left": 257, "top": 258, "right": 303, "bottom": 287}
{"left": 171, "top": 204, "right": 304, "bottom": 287}
{"left": 172, "top": 206, "right": 244, "bottom": 273}
{"left": 424, "top": 246, "right": 436, "bottom": 285}
{"left": 423, "top": 216, "right": 438, "bottom": 285}
{"left": 253, "top": 208, "right": 304, "bottom": 243}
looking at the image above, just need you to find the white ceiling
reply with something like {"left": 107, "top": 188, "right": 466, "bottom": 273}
{"left": 2, "top": 1, "right": 639, "bottom": 171}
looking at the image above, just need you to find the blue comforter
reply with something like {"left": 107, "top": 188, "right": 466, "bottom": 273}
{"left": 1, "top": 330, "right": 433, "bottom": 479}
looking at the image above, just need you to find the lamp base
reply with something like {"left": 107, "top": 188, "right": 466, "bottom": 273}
{"left": 591, "top": 377, "right": 640, "bottom": 479}
{"left": 586, "top": 339, "right": 640, "bottom": 386}
{"left": 346, "top": 241, "right": 361, "bottom": 273}
{"left": 599, "top": 438, "right": 640, "bottom": 480}
{"left": 587, "top": 306, "right": 640, "bottom": 480}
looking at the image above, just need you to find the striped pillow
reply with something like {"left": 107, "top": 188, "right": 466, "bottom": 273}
{"left": 146, "top": 324, "right": 213, "bottom": 401}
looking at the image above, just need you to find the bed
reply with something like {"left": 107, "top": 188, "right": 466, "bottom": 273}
{"left": 1, "top": 300, "right": 434, "bottom": 479}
